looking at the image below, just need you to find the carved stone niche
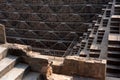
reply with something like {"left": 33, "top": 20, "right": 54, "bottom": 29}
{"left": 0, "top": 24, "right": 6, "bottom": 44}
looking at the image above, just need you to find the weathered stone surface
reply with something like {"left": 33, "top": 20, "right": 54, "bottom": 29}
{"left": 60, "top": 56, "right": 106, "bottom": 80}
{"left": 6, "top": 43, "right": 48, "bottom": 72}
{"left": 4, "top": 43, "right": 106, "bottom": 80}
{"left": 0, "top": 24, "right": 6, "bottom": 44}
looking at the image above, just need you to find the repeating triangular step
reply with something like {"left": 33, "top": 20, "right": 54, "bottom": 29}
{"left": 6, "top": 29, "right": 20, "bottom": 36}
{"left": 69, "top": 14, "right": 82, "bottom": 22}
{"left": 49, "top": 6, "right": 62, "bottom": 13}
{"left": 45, "top": 22, "right": 58, "bottom": 30}
{"left": 3, "top": 4, "right": 15, "bottom": 12}
{"left": 38, "top": 5, "right": 53, "bottom": 13}
{"left": 0, "top": 63, "right": 29, "bottom": 80}
{"left": 7, "top": 37, "right": 25, "bottom": 45}
{"left": 27, "top": 13, "right": 42, "bottom": 21}
{"left": 67, "top": 23, "right": 87, "bottom": 32}
{"left": 0, "top": 13, "right": 5, "bottom": 19}
{"left": 55, "top": 23, "right": 72, "bottom": 31}
{"left": 42, "top": 32, "right": 60, "bottom": 40}
{"left": 58, "top": 5, "right": 74, "bottom": 13}
{"left": 48, "top": 0, "right": 64, "bottom": 5}
{"left": 51, "top": 43, "right": 67, "bottom": 51}
{"left": 10, "top": 0, "right": 25, "bottom": 4}
{"left": 44, "top": 14, "right": 58, "bottom": 22}
{"left": 25, "top": 0, "right": 44, "bottom": 4}
{"left": 29, "top": 22, "right": 51, "bottom": 30}
{"left": 16, "top": 21, "right": 31, "bottom": 29}
{"left": 64, "top": 33, "right": 77, "bottom": 40}
{"left": 0, "top": 0, "right": 113, "bottom": 57}
{"left": 22, "top": 31, "right": 39, "bottom": 38}
{"left": 7, "top": 12, "right": 21, "bottom": 20}
{"left": 16, "top": 5, "right": 33, "bottom": 13}
{"left": 2, "top": 21, "right": 13, "bottom": 28}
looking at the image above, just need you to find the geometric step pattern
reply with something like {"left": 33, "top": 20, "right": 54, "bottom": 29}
{"left": 0, "top": 0, "right": 109, "bottom": 56}
{"left": 69, "top": 0, "right": 117, "bottom": 60}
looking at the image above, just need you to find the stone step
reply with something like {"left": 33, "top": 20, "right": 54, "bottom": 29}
{"left": 107, "top": 58, "right": 120, "bottom": 62}
{"left": 107, "top": 73, "right": 120, "bottom": 78}
{"left": 108, "top": 51, "right": 120, "bottom": 58}
{"left": 109, "top": 40, "right": 120, "bottom": 45}
{"left": 107, "top": 58, "right": 120, "bottom": 66}
{"left": 23, "top": 72, "right": 39, "bottom": 80}
{"left": 115, "top": 5, "right": 120, "bottom": 7}
{"left": 108, "top": 45, "right": 120, "bottom": 51}
{"left": 112, "top": 17, "right": 120, "bottom": 21}
{"left": 98, "top": 32, "right": 104, "bottom": 36}
{"left": 80, "top": 55, "right": 86, "bottom": 57}
{"left": 89, "top": 52, "right": 99, "bottom": 58}
{"left": 110, "top": 25, "right": 119, "bottom": 28}
{"left": 108, "top": 51, "right": 120, "bottom": 55}
{"left": 0, "top": 47, "right": 8, "bottom": 61}
{"left": 98, "top": 31, "right": 105, "bottom": 34}
{"left": 90, "top": 49, "right": 101, "bottom": 52}
{"left": 107, "top": 65, "right": 120, "bottom": 71}
{"left": 106, "top": 77, "right": 120, "bottom": 80}
{"left": 97, "top": 35, "right": 103, "bottom": 38}
{"left": 97, "top": 39, "right": 102, "bottom": 43}
{"left": 0, "top": 55, "right": 18, "bottom": 78}
{"left": 108, "top": 34, "right": 120, "bottom": 42}
{"left": 109, "top": 44, "right": 120, "bottom": 48}
{"left": 110, "top": 27, "right": 119, "bottom": 30}
{"left": 110, "top": 30, "right": 119, "bottom": 34}
{"left": 0, "top": 63, "right": 29, "bottom": 80}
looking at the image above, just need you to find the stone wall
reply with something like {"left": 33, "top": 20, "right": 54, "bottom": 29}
{"left": 60, "top": 56, "right": 106, "bottom": 80}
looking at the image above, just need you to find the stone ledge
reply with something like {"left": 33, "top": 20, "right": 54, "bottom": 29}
{"left": 111, "top": 15, "right": 120, "bottom": 18}
{"left": 109, "top": 34, "right": 120, "bottom": 41}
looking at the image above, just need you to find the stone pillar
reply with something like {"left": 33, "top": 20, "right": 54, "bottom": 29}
{"left": 0, "top": 24, "right": 6, "bottom": 44}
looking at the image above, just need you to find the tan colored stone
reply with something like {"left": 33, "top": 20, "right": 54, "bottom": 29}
{"left": 0, "top": 24, "right": 6, "bottom": 44}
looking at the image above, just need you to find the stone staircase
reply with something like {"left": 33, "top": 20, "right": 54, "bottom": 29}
{"left": 106, "top": 0, "right": 120, "bottom": 77}
{"left": 68, "top": 1, "right": 120, "bottom": 79}
{"left": 0, "top": 46, "right": 39, "bottom": 80}
{"left": 107, "top": 35, "right": 120, "bottom": 77}
{"left": 107, "top": 15, "right": 120, "bottom": 77}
